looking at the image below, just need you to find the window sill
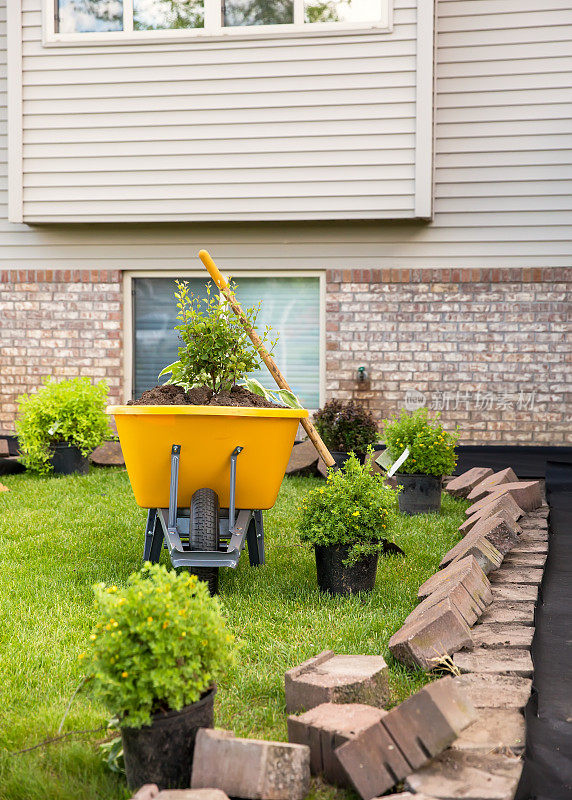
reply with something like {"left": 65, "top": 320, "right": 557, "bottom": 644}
{"left": 43, "top": 22, "right": 393, "bottom": 48}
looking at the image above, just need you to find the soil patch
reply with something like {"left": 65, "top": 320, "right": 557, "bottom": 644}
{"left": 128, "top": 383, "right": 283, "bottom": 409}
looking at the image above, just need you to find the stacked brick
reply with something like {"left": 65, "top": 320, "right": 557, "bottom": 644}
{"left": 388, "top": 469, "right": 543, "bottom": 673}
{"left": 287, "top": 674, "right": 476, "bottom": 799}
{"left": 0, "top": 270, "right": 123, "bottom": 429}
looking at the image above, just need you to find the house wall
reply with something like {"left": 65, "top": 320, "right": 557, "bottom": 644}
{"left": 326, "top": 266, "right": 571, "bottom": 445}
{"left": 0, "top": 0, "right": 571, "bottom": 265}
{"left": 0, "top": 0, "right": 571, "bottom": 443}
{"left": 12, "top": 0, "right": 427, "bottom": 223}
{"left": 0, "top": 269, "right": 123, "bottom": 428}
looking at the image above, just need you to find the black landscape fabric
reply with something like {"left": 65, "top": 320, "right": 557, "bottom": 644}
{"left": 516, "top": 460, "right": 572, "bottom": 800}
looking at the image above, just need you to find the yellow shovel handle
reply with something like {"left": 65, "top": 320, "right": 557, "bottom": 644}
{"left": 198, "top": 249, "right": 335, "bottom": 469}
{"left": 199, "top": 249, "right": 228, "bottom": 291}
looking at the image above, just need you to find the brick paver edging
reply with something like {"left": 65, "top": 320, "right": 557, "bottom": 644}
{"left": 390, "top": 474, "right": 548, "bottom": 800}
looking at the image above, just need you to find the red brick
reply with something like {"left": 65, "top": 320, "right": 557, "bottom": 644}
{"left": 450, "top": 536, "right": 503, "bottom": 575}
{"left": 417, "top": 555, "right": 488, "bottom": 600}
{"left": 335, "top": 718, "right": 411, "bottom": 799}
{"left": 285, "top": 652, "right": 389, "bottom": 714}
{"left": 191, "top": 729, "right": 310, "bottom": 800}
{"left": 466, "top": 467, "right": 518, "bottom": 502}
{"left": 336, "top": 678, "right": 476, "bottom": 799}
{"left": 445, "top": 467, "right": 494, "bottom": 499}
{"left": 450, "top": 514, "right": 520, "bottom": 562}
{"left": 389, "top": 598, "right": 473, "bottom": 671}
{"left": 287, "top": 703, "right": 386, "bottom": 786}
{"left": 482, "top": 480, "right": 543, "bottom": 512}
{"left": 462, "top": 494, "right": 524, "bottom": 531}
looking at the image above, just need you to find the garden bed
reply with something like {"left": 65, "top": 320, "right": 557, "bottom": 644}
{"left": 0, "top": 468, "right": 468, "bottom": 800}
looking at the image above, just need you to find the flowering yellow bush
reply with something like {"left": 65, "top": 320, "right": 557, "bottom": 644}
{"left": 382, "top": 408, "right": 458, "bottom": 477}
{"left": 298, "top": 450, "right": 396, "bottom": 565}
{"left": 84, "top": 564, "right": 234, "bottom": 728}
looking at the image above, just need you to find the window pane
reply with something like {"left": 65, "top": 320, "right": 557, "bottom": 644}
{"left": 134, "top": 0, "right": 204, "bottom": 30}
{"left": 233, "top": 277, "right": 320, "bottom": 409}
{"left": 305, "top": 0, "right": 381, "bottom": 24}
{"left": 133, "top": 278, "right": 210, "bottom": 399}
{"left": 133, "top": 277, "right": 320, "bottom": 409}
{"left": 56, "top": 0, "right": 123, "bottom": 33}
{"left": 222, "top": 0, "right": 294, "bottom": 27}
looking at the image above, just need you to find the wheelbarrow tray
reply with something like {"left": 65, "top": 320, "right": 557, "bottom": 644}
{"left": 107, "top": 404, "right": 308, "bottom": 510}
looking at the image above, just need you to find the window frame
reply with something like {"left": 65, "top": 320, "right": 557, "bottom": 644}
{"left": 44, "top": 0, "right": 392, "bottom": 46}
{"left": 123, "top": 270, "right": 326, "bottom": 409}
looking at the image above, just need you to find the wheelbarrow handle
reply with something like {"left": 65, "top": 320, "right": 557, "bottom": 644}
{"left": 198, "top": 249, "right": 335, "bottom": 469}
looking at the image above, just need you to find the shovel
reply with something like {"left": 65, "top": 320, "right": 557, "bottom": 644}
{"left": 199, "top": 249, "right": 335, "bottom": 469}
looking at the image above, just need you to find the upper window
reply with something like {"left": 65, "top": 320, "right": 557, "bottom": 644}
{"left": 52, "top": 0, "right": 390, "bottom": 39}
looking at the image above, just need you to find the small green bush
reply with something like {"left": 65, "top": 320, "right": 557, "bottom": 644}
{"left": 298, "top": 451, "right": 396, "bottom": 564}
{"left": 16, "top": 377, "right": 111, "bottom": 474}
{"left": 84, "top": 564, "right": 234, "bottom": 729}
{"left": 382, "top": 408, "right": 458, "bottom": 477}
{"left": 313, "top": 399, "right": 379, "bottom": 453}
{"left": 159, "top": 280, "right": 277, "bottom": 394}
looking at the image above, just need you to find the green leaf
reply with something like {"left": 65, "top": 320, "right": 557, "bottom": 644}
{"left": 158, "top": 361, "right": 181, "bottom": 379}
{"left": 276, "top": 389, "right": 303, "bottom": 409}
{"left": 240, "top": 378, "right": 269, "bottom": 400}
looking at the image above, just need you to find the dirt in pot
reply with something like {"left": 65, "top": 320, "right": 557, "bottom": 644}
{"left": 128, "top": 383, "right": 283, "bottom": 409}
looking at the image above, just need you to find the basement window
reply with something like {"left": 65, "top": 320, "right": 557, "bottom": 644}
{"left": 132, "top": 276, "right": 321, "bottom": 408}
{"left": 50, "top": 0, "right": 391, "bottom": 41}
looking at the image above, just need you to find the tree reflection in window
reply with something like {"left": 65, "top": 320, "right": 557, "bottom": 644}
{"left": 57, "top": 0, "right": 123, "bottom": 33}
{"left": 56, "top": 0, "right": 374, "bottom": 33}
{"left": 134, "top": 0, "right": 204, "bottom": 30}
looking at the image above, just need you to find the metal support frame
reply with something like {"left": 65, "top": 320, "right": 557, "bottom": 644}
{"left": 144, "top": 443, "right": 265, "bottom": 570}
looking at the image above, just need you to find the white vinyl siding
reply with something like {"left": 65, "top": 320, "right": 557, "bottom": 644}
{"left": 1, "top": 0, "right": 571, "bottom": 266}
{"left": 9, "top": 0, "right": 428, "bottom": 223}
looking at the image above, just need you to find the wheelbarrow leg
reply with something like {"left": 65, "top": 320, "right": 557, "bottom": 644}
{"left": 144, "top": 508, "right": 163, "bottom": 563}
{"left": 247, "top": 509, "right": 265, "bottom": 566}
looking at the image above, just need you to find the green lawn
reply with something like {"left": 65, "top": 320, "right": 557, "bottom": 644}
{"left": 0, "top": 468, "right": 467, "bottom": 800}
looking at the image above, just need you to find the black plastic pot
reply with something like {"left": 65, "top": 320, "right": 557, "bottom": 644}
{"left": 395, "top": 473, "right": 442, "bottom": 515}
{"left": 330, "top": 451, "right": 365, "bottom": 469}
{"left": 315, "top": 544, "right": 378, "bottom": 595}
{"left": 50, "top": 442, "right": 89, "bottom": 475}
{"left": 121, "top": 687, "right": 216, "bottom": 791}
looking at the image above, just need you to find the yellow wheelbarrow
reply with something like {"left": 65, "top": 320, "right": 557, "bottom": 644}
{"left": 109, "top": 249, "right": 332, "bottom": 593}
{"left": 108, "top": 403, "right": 308, "bottom": 592}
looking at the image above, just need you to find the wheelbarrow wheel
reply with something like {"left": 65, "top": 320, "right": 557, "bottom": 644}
{"left": 189, "top": 488, "right": 220, "bottom": 595}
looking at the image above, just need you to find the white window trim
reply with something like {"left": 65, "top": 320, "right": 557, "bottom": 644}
{"left": 44, "top": 0, "right": 392, "bottom": 46}
{"left": 123, "top": 270, "right": 326, "bottom": 410}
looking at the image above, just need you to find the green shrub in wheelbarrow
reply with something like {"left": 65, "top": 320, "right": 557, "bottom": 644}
{"left": 83, "top": 563, "right": 234, "bottom": 791}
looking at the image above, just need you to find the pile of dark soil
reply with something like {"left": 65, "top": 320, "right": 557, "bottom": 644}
{"left": 128, "top": 383, "right": 283, "bottom": 409}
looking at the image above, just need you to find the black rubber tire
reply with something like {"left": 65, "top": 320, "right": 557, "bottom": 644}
{"left": 189, "top": 488, "right": 220, "bottom": 595}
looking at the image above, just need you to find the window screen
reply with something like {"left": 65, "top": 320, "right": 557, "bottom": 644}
{"left": 133, "top": 276, "right": 320, "bottom": 408}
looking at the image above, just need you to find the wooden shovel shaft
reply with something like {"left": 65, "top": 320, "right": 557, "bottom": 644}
{"left": 198, "top": 249, "right": 335, "bottom": 468}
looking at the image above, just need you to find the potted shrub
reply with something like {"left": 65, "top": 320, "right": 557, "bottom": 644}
{"left": 313, "top": 399, "right": 379, "bottom": 469}
{"left": 83, "top": 563, "right": 234, "bottom": 791}
{"left": 16, "top": 377, "right": 111, "bottom": 475}
{"left": 382, "top": 408, "right": 458, "bottom": 515}
{"left": 298, "top": 451, "right": 399, "bottom": 595}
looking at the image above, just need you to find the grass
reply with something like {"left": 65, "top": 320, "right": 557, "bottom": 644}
{"left": 0, "top": 468, "right": 468, "bottom": 800}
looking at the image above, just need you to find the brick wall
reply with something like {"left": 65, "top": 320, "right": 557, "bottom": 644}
{"left": 325, "top": 267, "right": 571, "bottom": 445}
{"left": 0, "top": 270, "right": 123, "bottom": 430}
{"left": 1, "top": 266, "right": 570, "bottom": 446}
